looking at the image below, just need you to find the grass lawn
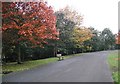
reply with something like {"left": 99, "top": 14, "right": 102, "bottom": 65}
{"left": 2, "top": 53, "right": 81, "bottom": 74}
{"left": 108, "top": 50, "right": 120, "bottom": 84}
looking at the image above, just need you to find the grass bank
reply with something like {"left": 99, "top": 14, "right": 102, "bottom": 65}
{"left": 107, "top": 50, "right": 119, "bottom": 84}
{"left": 2, "top": 53, "right": 81, "bottom": 74}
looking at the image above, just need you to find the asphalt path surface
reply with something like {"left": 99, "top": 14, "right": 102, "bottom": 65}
{"left": 2, "top": 51, "right": 114, "bottom": 82}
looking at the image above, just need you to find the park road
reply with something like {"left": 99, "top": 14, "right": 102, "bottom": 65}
{"left": 2, "top": 51, "right": 114, "bottom": 82}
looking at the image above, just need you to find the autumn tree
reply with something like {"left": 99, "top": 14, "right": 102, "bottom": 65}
{"left": 71, "top": 26, "right": 93, "bottom": 52}
{"left": 115, "top": 32, "right": 120, "bottom": 49}
{"left": 55, "top": 6, "right": 83, "bottom": 54}
{"left": 116, "top": 32, "right": 120, "bottom": 44}
{"left": 55, "top": 6, "right": 93, "bottom": 54}
{"left": 2, "top": 2, "right": 58, "bottom": 63}
{"left": 59, "top": 6, "right": 83, "bottom": 26}
{"left": 83, "top": 27, "right": 101, "bottom": 52}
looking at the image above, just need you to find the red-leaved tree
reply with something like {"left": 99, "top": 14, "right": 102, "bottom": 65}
{"left": 2, "top": 2, "right": 59, "bottom": 63}
{"left": 116, "top": 32, "right": 120, "bottom": 45}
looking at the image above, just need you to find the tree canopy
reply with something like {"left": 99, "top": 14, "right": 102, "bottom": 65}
{"left": 2, "top": 2, "right": 59, "bottom": 63}
{"left": 2, "top": 2, "right": 59, "bottom": 47}
{"left": 55, "top": 6, "right": 93, "bottom": 54}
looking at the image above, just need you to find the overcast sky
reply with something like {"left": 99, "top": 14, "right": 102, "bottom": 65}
{"left": 46, "top": 0, "right": 119, "bottom": 34}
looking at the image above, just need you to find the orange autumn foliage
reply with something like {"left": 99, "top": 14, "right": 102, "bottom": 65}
{"left": 115, "top": 32, "right": 120, "bottom": 44}
{"left": 2, "top": 2, "right": 59, "bottom": 47}
{"left": 71, "top": 26, "right": 93, "bottom": 48}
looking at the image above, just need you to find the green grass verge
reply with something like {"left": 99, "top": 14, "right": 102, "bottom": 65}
{"left": 108, "top": 50, "right": 120, "bottom": 84}
{"left": 2, "top": 54, "right": 81, "bottom": 74}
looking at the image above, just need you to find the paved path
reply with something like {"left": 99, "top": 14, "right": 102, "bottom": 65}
{"left": 2, "top": 51, "right": 114, "bottom": 82}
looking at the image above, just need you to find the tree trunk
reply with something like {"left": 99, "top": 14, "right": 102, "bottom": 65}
{"left": 2, "top": 53, "right": 6, "bottom": 65}
{"left": 17, "top": 46, "right": 22, "bottom": 64}
{"left": 53, "top": 45, "right": 57, "bottom": 57}
{"left": 53, "top": 47, "right": 56, "bottom": 57}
